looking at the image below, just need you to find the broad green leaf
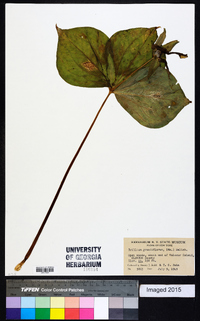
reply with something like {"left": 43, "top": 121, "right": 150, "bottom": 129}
{"left": 56, "top": 26, "right": 109, "bottom": 87}
{"left": 106, "top": 27, "right": 158, "bottom": 87}
{"left": 114, "top": 65, "right": 191, "bottom": 128}
{"left": 56, "top": 26, "right": 190, "bottom": 128}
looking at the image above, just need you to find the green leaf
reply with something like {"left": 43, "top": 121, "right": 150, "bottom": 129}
{"left": 56, "top": 26, "right": 109, "bottom": 87}
{"left": 114, "top": 65, "right": 191, "bottom": 128}
{"left": 56, "top": 26, "right": 191, "bottom": 128}
{"left": 106, "top": 27, "right": 158, "bottom": 87}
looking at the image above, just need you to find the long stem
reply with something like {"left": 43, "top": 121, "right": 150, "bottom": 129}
{"left": 15, "top": 89, "right": 111, "bottom": 271}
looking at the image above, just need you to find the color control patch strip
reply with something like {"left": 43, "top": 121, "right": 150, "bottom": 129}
{"left": 6, "top": 296, "right": 138, "bottom": 320}
{"left": 6, "top": 279, "right": 138, "bottom": 320}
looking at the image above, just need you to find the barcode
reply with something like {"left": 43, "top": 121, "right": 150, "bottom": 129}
{"left": 36, "top": 266, "right": 54, "bottom": 273}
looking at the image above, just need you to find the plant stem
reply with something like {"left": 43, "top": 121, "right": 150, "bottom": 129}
{"left": 14, "top": 89, "right": 111, "bottom": 271}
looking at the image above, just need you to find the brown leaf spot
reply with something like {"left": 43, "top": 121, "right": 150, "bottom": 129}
{"left": 152, "top": 93, "right": 161, "bottom": 99}
{"left": 171, "top": 101, "right": 177, "bottom": 106}
{"left": 80, "top": 33, "right": 87, "bottom": 39}
{"left": 82, "top": 61, "right": 97, "bottom": 71}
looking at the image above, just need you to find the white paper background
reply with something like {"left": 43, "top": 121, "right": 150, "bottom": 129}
{"left": 6, "top": 3, "right": 194, "bottom": 276}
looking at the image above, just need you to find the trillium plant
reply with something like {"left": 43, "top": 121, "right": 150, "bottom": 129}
{"left": 15, "top": 26, "right": 191, "bottom": 271}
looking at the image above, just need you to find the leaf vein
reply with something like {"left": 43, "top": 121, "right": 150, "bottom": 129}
{"left": 116, "top": 28, "right": 155, "bottom": 76}
{"left": 67, "top": 36, "right": 107, "bottom": 80}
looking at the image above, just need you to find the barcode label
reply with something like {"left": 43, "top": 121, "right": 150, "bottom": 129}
{"left": 36, "top": 266, "right": 54, "bottom": 273}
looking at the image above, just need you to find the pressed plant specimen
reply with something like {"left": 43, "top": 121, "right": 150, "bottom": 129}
{"left": 15, "top": 26, "right": 191, "bottom": 271}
